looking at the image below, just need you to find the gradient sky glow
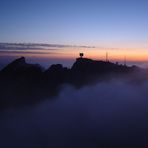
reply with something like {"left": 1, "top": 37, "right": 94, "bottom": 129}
{"left": 1, "top": 0, "right": 148, "bottom": 68}
{"left": 1, "top": 0, "right": 148, "bottom": 48}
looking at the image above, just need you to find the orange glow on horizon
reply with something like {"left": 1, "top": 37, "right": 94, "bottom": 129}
{"left": 1, "top": 47, "right": 148, "bottom": 62}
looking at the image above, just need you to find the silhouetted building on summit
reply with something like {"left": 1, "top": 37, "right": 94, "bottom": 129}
{"left": 79, "top": 53, "right": 84, "bottom": 58}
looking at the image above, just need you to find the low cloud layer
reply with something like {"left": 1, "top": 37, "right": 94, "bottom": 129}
{"left": 1, "top": 78, "right": 148, "bottom": 147}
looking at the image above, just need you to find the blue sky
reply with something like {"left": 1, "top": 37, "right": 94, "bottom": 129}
{"left": 1, "top": 0, "right": 148, "bottom": 47}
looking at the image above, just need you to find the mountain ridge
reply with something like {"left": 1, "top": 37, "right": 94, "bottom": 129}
{"left": 0, "top": 57, "right": 141, "bottom": 108}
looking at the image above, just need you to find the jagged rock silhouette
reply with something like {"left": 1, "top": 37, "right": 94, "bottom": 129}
{"left": 0, "top": 57, "right": 140, "bottom": 108}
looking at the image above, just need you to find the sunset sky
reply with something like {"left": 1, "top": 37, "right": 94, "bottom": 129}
{"left": 1, "top": 0, "right": 148, "bottom": 66}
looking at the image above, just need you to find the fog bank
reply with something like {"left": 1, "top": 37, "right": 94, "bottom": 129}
{"left": 1, "top": 79, "right": 148, "bottom": 147}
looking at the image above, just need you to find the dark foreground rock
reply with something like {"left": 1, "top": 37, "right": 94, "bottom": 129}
{"left": 0, "top": 57, "right": 141, "bottom": 108}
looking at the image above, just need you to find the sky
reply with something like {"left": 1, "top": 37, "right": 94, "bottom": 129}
{"left": 1, "top": 0, "right": 148, "bottom": 67}
{"left": 1, "top": 0, "right": 148, "bottom": 48}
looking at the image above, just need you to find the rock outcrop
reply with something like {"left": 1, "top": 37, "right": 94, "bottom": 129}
{"left": 0, "top": 57, "right": 140, "bottom": 108}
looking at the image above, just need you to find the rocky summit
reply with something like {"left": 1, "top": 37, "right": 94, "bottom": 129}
{"left": 0, "top": 57, "right": 140, "bottom": 108}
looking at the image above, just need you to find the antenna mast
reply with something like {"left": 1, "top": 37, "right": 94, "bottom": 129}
{"left": 106, "top": 52, "right": 108, "bottom": 62}
{"left": 124, "top": 55, "right": 126, "bottom": 66}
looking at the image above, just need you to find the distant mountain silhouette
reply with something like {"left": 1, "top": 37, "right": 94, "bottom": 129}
{"left": 0, "top": 57, "right": 141, "bottom": 108}
{"left": 1, "top": 56, "right": 43, "bottom": 76}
